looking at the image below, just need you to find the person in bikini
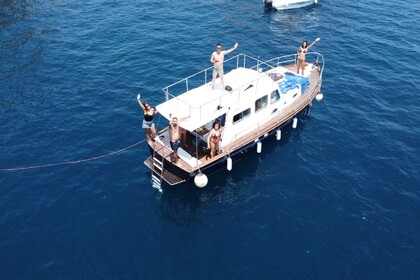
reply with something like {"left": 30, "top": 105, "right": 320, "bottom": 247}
{"left": 137, "top": 93, "right": 158, "bottom": 142}
{"left": 297, "top": 37, "right": 320, "bottom": 76}
{"left": 207, "top": 121, "right": 223, "bottom": 158}
{"left": 210, "top": 42, "right": 239, "bottom": 90}
{"left": 168, "top": 115, "right": 189, "bottom": 164}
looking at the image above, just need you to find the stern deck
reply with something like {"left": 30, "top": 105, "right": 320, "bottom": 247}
{"left": 144, "top": 156, "right": 186, "bottom": 185}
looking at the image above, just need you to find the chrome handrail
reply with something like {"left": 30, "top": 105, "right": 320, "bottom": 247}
{"left": 161, "top": 52, "right": 324, "bottom": 127}
{"left": 162, "top": 52, "right": 324, "bottom": 101}
{"left": 162, "top": 53, "right": 263, "bottom": 101}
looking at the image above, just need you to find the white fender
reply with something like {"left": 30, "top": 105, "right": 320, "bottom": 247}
{"left": 316, "top": 92, "right": 324, "bottom": 101}
{"left": 257, "top": 141, "right": 262, "bottom": 153}
{"left": 227, "top": 157, "right": 232, "bottom": 171}
{"left": 292, "top": 117, "right": 298, "bottom": 129}
{"left": 194, "top": 173, "right": 208, "bottom": 188}
{"left": 276, "top": 129, "right": 282, "bottom": 140}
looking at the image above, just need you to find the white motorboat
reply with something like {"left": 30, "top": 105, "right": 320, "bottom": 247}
{"left": 264, "top": 0, "right": 318, "bottom": 10}
{"left": 144, "top": 52, "right": 324, "bottom": 189}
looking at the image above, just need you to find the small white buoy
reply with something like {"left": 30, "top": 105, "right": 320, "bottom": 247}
{"left": 257, "top": 141, "right": 262, "bottom": 153}
{"left": 194, "top": 172, "right": 208, "bottom": 188}
{"left": 315, "top": 0, "right": 318, "bottom": 4}
{"left": 292, "top": 117, "right": 298, "bottom": 129}
{"left": 315, "top": 92, "right": 324, "bottom": 101}
{"left": 276, "top": 129, "right": 282, "bottom": 140}
{"left": 227, "top": 157, "right": 232, "bottom": 171}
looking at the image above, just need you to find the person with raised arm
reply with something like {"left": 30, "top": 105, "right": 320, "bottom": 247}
{"left": 136, "top": 93, "right": 158, "bottom": 142}
{"left": 210, "top": 42, "right": 238, "bottom": 90}
{"left": 168, "top": 115, "right": 190, "bottom": 164}
{"left": 297, "top": 37, "right": 320, "bottom": 76}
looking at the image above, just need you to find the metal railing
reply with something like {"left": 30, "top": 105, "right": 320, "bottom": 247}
{"left": 162, "top": 53, "right": 264, "bottom": 101}
{"left": 263, "top": 52, "right": 325, "bottom": 79}
{"left": 161, "top": 52, "right": 324, "bottom": 128}
{"left": 162, "top": 52, "right": 324, "bottom": 100}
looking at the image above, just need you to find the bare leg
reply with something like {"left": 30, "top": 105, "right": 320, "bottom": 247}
{"left": 173, "top": 151, "right": 180, "bottom": 163}
{"left": 145, "top": 128, "right": 151, "bottom": 142}
{"left": 220, "top": 71, "right": 225, "bottom": 90}
{"left": 211, "top": 70, "right": 217, "bottom": 89}
{"left": 301, "top": 59, "right": 306, "bottom": 76}
{"left": 297, "top": 60, "right": 302, "bottom": 75}
{"left": 210, "top": 141, "right": 216, "bottom": 158}
{"left": 150, "top": 125, "right": 157, "bottom": 139}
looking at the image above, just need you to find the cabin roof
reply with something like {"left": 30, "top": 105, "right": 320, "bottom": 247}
{"left": 156, "top": 67, "right": 278, "bottom": 131}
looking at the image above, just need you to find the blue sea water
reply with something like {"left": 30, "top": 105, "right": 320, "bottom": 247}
{"left": 1, "top": 0, "right": 419, "bottom": 278}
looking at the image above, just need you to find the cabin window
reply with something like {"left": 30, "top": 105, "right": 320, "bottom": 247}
{"left": 216, "top": 113, "right": 226, "bottom": 127}
{"left": 270, "top": 90, "right": 280, "bottom": 104}
{"left": 255, "top": 95, "right": 268, "bottom": 113}
{"left": 233, "top": 108, "right": 251, "bottom": 124}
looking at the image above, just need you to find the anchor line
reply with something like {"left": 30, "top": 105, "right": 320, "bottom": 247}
{"left": 0, "top": 139, "right": 146, "bottom": 171}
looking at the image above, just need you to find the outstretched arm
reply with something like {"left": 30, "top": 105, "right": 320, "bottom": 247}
{"left": 136, "top": 94, "right": 146, "bottom": 111}
{"left": 223, "top": 42, "right": 239, "bottom": 55}
{"left": 308, "top": 38, "right": 321, "bottom": 49}
{"left": 179, "top": 114, "right": 190, "bottom": 122}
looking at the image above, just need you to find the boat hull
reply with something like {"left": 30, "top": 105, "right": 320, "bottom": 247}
{"left": 269, "top": 0, "right": 317, "bottom": 10}
{"left": 147, "top": 105, "right": 313, "bottom": 185}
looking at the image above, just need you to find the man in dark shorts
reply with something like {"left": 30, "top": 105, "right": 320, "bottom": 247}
{"left": 168, "top": 116, "right": 189, "bottom": 163}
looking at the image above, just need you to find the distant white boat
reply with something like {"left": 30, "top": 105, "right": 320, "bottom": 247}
{"left": 264, "top": 0, "right": 318, "bottom": 10}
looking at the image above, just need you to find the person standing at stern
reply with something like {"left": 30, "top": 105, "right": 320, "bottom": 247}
{"left": 297, "top": 37, "right": 320, "bottom": 76}
{"left": 137, "top": 93, "right": 158, "bottom": 142}
{"left": 210, "top": 42, "right": 238, "bottom": 90}
{"left": 207, "top": 121, "right": 223, "bottom": 158}
{"left": 168, "top": 115, "right": 190, "bottom": 164}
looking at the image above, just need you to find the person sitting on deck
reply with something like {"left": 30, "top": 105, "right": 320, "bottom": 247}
{"left": 168, "top": 115, "right": 190, "bottom": 164}
{"left": 207, "top": 121, "right": 223, "bottom": 158}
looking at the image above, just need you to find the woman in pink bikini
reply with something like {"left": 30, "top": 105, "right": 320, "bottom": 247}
{"left": 207, "top": 121, "right": 223, "bottom": 158}
{"left": 297, "top": 37, "right": 320, "bottom": 76}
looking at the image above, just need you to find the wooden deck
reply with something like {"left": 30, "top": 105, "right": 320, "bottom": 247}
{"left": 144, "top": 156, "right": 186, "bottom": 185}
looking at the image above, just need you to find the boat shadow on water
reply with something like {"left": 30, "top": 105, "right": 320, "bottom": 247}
{"left": 153, "top": 115, "right": 314, "bottom": 226}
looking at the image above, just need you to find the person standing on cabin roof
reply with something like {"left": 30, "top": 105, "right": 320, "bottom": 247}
{"left": 210, "top": 42, "right": 238, "bottom": 90}
{"left": 296, "top": 37, "right": 320, "bottom": 76}
{"left": 168, "top": 115, "right": 190, "bottom": 164}
{"left": 137, "top": 93, "right": 158, "bottom": 142}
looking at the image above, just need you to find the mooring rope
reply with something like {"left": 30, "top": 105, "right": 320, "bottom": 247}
{"left": 0, "top": 139, "right": 146, "bottom": 171}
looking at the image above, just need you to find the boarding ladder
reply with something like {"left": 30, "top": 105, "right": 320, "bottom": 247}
{"left": 150, "top": 145, "right": 165, "bottom": 192}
